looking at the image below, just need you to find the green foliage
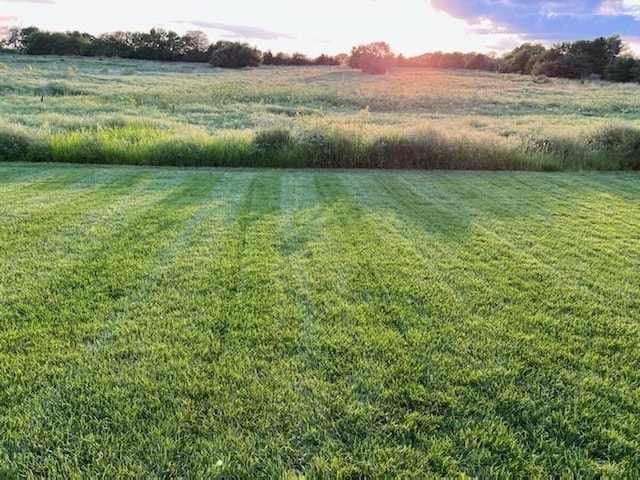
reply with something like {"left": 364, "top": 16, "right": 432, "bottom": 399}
{"left": 501, "top": 43, "right": 546, "bottom": 74}
{"left": 586, "top": 123, "right": 640, "bottom": 168}
{"left": 0, "top": 165, "right": 639, "bottom": 477}
{"left": 0, "top": 122, "right": 33, "bottom": 160}
{"left": 22, "top": 30, "right": 97, "bottom": 56}
{"left": 604, "top": 55, "right": 640, "bottom": 82}
{"left": 348, "top": 41, "right": 395, "bottom": 74}
{"left": 209, "top": 41, "right": 262, "bottom": 69}
{"left": 6, "top": 26, "right": 213, "bottom": 62}
{"left": 502, "top": 36, "right": 624, "bottom": 80}
{"left": 253, "top": 128, "right": 292, "bottom": 154}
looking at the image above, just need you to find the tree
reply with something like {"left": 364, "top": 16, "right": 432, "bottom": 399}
{"left": 314, "top": 54, "right": 342, "bottom": 66}
{"left": 5, "top": 26, "right": 39, "bottom": 52}
{"left": 209, "top": 41, "right": 262, "bottom": 68}
{"left": 262, "top": 50, "right": 275, "bottom": 65}
{"left": 501, "top": 43, "right": 546, "bottom": 74}
{"left": 182, "top": 30, "right": 210, "bottom": 62}
{"left": 95, "top": 31, "right": 137, "bottom": 58}
{"left": 348, "top": 41, "right": 395, "bottom": 74}
{"left": 604, "top": 55, "right": 639, "bottom": 82}
{"left": 290, "top": 52, "right": 311, "bottom": 66}
{"left": 21, "top": 30, "right": 95, "bottom": 56}
{"left": 464, "top": 53, "right": 497, "bottom": 71}
{"left": 438, "top": 51, "right": 465, "bottom": 69}
{"left": 529, "top": 35, "right": 623, "bottom": 79}
{"left": 132, "top": 28, "right": 185, "bottom": 61}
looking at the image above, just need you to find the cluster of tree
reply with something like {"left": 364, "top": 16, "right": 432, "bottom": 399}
{"left": 400, "top": 51, "right": 499, "bottom": 71}
{"left": 345, "top": 41, "right": 499, "bottom": 74}
{"left": 500, "top": 36, "right": 622, "bottom": 78}
{"left": 604, "top": 55, "right": 640, "bottom": 82}
{"left": 346, "top": 36, "right": 639, "bottom": 82}
{"left": 3, "top": 26, "right": 640, "bottom": 82}
{"left": 2, "top": 26, "right": 213, "bottom": 62}
{"left": 0, "top": 26, "right": 342, "bottom": 67}
{"left": 499, "top": 36, "right": 640, "bottom": 82}
{"left": 508, "top": 36, "right": 640, "bottom": 82}
{"left": 262, "top": 51, "right": 344, "bottom": 66}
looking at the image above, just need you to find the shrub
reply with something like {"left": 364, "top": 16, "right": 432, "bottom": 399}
{"left": 587, "top": 124, "right": 640, "bottom": 168}
{"left": 253, "top": 128, "right": 292, "bottom": 155}
{"left": 348, "top": 42, "right": 395, "bottom": 75}
{"left": 0, "top": 123, "right": 33, "bottom": 160}
{"left": 209, "top": 41, "right": 262, "bottom": 69}
{"left": 604, "top": 56, "right": 639, "bottom": 83}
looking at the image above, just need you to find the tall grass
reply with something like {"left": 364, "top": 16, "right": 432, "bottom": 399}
{"left": 1, "top": 55, "right": 639, "bottom": 169}
{"left": 2, "top": 120, "right": 639, "bottom": 169}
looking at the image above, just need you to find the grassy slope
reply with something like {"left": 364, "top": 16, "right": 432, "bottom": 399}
{"left": 0, "top": 164, "right": 639, "bottom": 477}
{"left": 1, "top": 55, "right": 640, "bottom": 169}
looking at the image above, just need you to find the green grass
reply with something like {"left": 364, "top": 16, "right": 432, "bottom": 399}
{"left": 1, "top": 55, "right": 640, "bottom": 169}
{"left": 1, "top": 163, "right": 639, "bottom": 477}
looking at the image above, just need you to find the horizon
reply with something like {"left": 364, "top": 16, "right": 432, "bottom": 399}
{"left": 1, "top": 0, "right": 640, "bottom": 57}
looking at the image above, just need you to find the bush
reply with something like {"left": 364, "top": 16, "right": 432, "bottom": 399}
{"left": 348, "top": 42, "right": 395, "bottom": 75}
{"left": 604, "top": 56, "right": 640, "bottom": 83}
{"left": 252, "top": 128, "right": 293, "bottom": 166}
{"left": 209, "top": 41, "right": 262, "bottom": 69}
{"left": 253, "top": 128, "right": 292, "bottom": 154}
{"left": 0, "top": 123, "right": 32, "bottom": 160}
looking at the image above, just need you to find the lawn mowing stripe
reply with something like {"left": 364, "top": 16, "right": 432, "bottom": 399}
{"left": 0, "top": 170, "right": 180, "bottom": 329}
{"left": 276, "top": 173, "right": 479, "bottom": 474}
{"left": 0, "top": 171, "right": 230, "bottom": 476}
{"left": 0, "top": 167, "right": 639, "bottom": 477}
{"left": 395, "top": 172, "right": 640, "bottom": 315}
{"left": 105, "top": 171, "right": 315, "bottom": 476}
{"left": 3, "top": 171, "right": 311, "bottom": 476}
{"left": 0, "top": 167, "right": 158, "bottom": 253}
{"left": 0, "top": 167, "right": 114, "bottom": 205}
{"left": 339, "top": 171, "right": 640, "bottom": 473}
{"left": 0, "top": 165, "right": 67, "bottom": 193}
{"left": 296, "top": 172, "right": 540, "bottom": 474}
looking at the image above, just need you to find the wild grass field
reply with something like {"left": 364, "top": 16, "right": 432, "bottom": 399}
{"left": 0, "top": 163, "right": 639, "bottom": 477}
{"left": 1, "top": 54, "right": 640, "bottom": 169}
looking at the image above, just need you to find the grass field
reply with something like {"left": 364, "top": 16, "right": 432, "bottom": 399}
{"left": 1, "top": 163, "right": 639, "bottom": 477}
{"left": 1, "top": 55, "right": 640, "bottom": 169}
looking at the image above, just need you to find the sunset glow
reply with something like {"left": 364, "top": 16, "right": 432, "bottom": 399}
{"left": 1, "top": 0, "right": 639, "bottom": 56}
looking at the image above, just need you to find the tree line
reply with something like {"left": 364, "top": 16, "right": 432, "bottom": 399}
{"left": 348, "top": 35, "right": 640, "bottom": 82}
{"left": 0, "top": 26, "right": 342, "bottom": 66}
{"left": 349, "top": 36, "right": 640, "bottom": 82}
{"left": 2, "top": 26, "right": 639, "bottom": 82}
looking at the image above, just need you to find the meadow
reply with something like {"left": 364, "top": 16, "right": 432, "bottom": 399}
{"left": 1, "top": 54, "right": 640, "bottom": 169}
{"left": 0, "top": 163, "right": 639, "bottom": 477}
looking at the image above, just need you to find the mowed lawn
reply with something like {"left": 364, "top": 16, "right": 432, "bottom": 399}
{"left": 0, "top": 163, "right": 639, "bottom": 477}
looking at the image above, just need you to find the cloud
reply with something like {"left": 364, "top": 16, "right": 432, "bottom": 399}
{"left": 431, "top": 0, "right": 640, "bottom": 42}
{"left": 183, "top": 21, "right": 295, "bottom": 40}
{"left": 0, "top": 15, "right": 19, "bottom": 22}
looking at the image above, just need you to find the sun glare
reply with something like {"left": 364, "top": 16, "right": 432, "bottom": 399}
{"left": 1, "top": 0, "right": 515, "bottom": 56}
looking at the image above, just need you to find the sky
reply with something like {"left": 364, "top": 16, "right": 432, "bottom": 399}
{"left": 1, "top": 0, "right": 640, "bottom": 57}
